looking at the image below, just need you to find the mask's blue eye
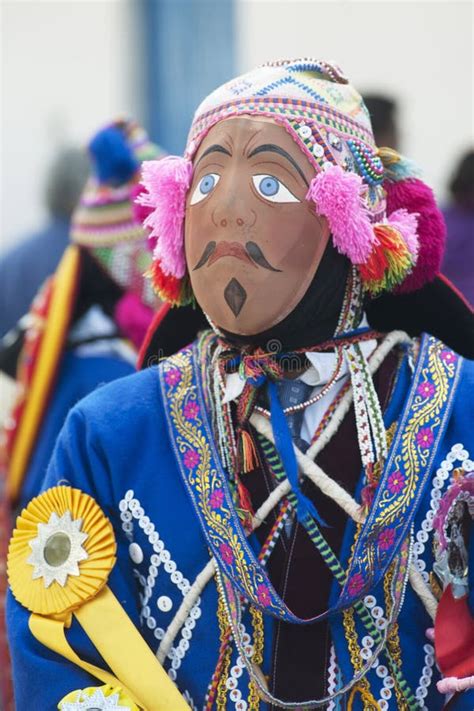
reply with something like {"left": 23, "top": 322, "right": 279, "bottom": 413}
{"left": 259, "top": 176, "right": 279, "bottom": 197}
{"left": 200, "top": 174, "right": 216, "bottom": 194}
{"left": 252, "top": 174, "right": 300, "bottom": 204}
{"left": 190, "top": 172, "right": 220, "bottom": 205}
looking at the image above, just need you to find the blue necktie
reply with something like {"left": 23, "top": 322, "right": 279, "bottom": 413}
{"left": 275, "top": 378, "right": 314, "bottom": 535}
{"left": 277, "top": 379, "right": 313, "bottom": 453}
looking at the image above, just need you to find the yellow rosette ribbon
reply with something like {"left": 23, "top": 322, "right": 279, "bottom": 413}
{"left": 8, "top": 486, "right": 190, "bottom": 711}
{"left": 58, "top": 684, "right": 140, "bottom": 710}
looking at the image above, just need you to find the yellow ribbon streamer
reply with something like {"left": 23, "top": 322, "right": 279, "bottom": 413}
{"left": 8, "top": 245, "right": 81, "bottom": 501}
{"left": 29, "top": 585, "right": 190, "bottom": 711}
{"left": 29, "top": 614, "right": 136, "bottom": 697}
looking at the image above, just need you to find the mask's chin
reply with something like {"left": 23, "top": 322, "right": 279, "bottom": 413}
{"left": 213, "top": 242, "right": 351, "bottom": 351}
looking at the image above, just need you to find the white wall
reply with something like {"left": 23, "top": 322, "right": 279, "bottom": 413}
{"left": 2, "top": 0, "right": 472, "bottom": 252}
{"left": 236, "top": 0, "right": 474, "bottom": 200}
{"left": 1, "top": 0, "right": 142, "bottom": 251}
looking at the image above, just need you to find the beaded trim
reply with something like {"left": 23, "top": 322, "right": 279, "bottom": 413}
{"left": 347, "top": 138, "right": 384, "bottom": 186}
{"left": 409, "top": 443, "right": 472, "bottom": 707}
{"left": 340, "top": 521, "right": 416, "bottom": 709}
{"left": 345, "top": 343, "right": 387, "bottom": 469}
{"left": 118, "top": 490, "right": 201, "bottom": 683}
{"left": 412, "top": 443, "right": 473, "bottom": 586}
{"left": 205, "top": 500, "right": 290, "bottom": 710}
{"left": 326, "top": 645, "right": 340, "bottom": 711}
{"left": 214, "top": 594, "right": 233, "bottom": 711}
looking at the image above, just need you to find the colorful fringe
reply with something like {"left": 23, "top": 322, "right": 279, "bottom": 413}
{"left": 358, "top": 224, "right": 415, "bottom": 295}
{"left": 146, "top": 259, "right": 194, "bottom": 307}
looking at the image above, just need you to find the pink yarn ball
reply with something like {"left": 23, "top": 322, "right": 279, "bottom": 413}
{"left": 138, "top": 156, "right": 193, "bottom": 279}
{"left": 385, "top": 178, "right": 446, "bottom": 293}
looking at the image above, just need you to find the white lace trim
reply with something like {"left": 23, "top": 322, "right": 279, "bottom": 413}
{"left": 118, "top": 490, "right": 201, "bottom": 682}
{"left": 410, "top": 443, "right": 472, "bottom": 708}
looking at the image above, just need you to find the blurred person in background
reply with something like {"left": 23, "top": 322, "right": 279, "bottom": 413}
{"left": 5, "top": 59, "right": 474, "bottom": 711}
{"left": 0, "top": 120, "right": 162, "bottom": 711}
{"left": 442, "top": 149, "right": 474, "bottom": 305}
{"left": 363, "top": 94, "right": 399, "bottom": 150}
{"left": 0, "top": 147, "right": 89, "bottom": 337}
{"left": 0, "top": 119, "right": 162, "bottom": 510}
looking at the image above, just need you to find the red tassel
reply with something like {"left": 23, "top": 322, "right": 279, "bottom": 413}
{"left": 236, "top": 478, "right": 254, "bottom": 517}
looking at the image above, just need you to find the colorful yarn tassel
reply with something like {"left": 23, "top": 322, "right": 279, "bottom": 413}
{"left": 235, "top": 476, "right": 254, "bottom": 519}
{"left": 377, "top": 147, "right": 422, "bottom": 182}
{"left": 358, "top": 224, "right": 415, "bottom": 295}
{"left": 146, "top": 259, "right": 193, "bottom": 307}
{"left": 238, "top": 428, "right": 259, "bottom": 474}
{"left": 138, "top": 156, "right": 193, "bottom": 278}
{"left": 387, "top": 208, "right": 419, "bottom": 261}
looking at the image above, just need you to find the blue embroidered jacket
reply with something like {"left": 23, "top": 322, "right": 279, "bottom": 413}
{"left": 6, "top": 336, "right": 474, "bottom": 710}
{"left": 20, "top": 350, "right": 135, "bottom": 509}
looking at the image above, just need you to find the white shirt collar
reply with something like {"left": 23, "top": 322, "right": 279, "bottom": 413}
{"left": 223, "top": 315, "right": 376, "bottom": 404}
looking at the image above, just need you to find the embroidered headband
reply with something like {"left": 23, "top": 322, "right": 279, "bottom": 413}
{"left": 137, "top": 59, "right": 446, "bottom": 305}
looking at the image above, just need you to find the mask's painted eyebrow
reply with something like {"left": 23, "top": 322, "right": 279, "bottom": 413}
{"left": 195, "top": 144, "right": 232, "bottom": 166}
{"left": 247, "top": 144, "right": 309, "bottom": 186}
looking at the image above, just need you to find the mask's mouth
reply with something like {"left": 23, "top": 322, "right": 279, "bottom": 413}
{"left": 192, "top": 240, "right": 282, "bottom": 272}
{"left": 214, "top": 241, "right": 353, "bottom": 351}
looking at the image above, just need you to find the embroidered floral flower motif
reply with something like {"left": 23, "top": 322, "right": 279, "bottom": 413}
{"left": 183, "top": 400, "right": 200, "bottom": 420}
{"left": 209, "top": 489, "right": 224, "bottom": 510}
{"left": 183, "top": 449, "right": 200, "bottom": 469}
{"left": 387, "top": 470, "right": 406, "bottom": 495}
{"left": 416, "top": 427, "right": 434, "bottom": 448}
{"left": 440, "top": 350, "right": 456, "bottom": 364}
{"left": 417, "top": 381, "right": 435, "bottom": 398}
{"left": 347, "top": 572, "right": 365, "bottom": 597}
{"left": 257, "top": 583, "right": 271, "bottom": 607}
{"left": 377, "top": 527, "right": 396, "bottom": 551}
{"left": 165, "top": 368, "right": 181, "bottom": 387}
{"left": 219, "top": 542, "right": 234, "bottom": 565}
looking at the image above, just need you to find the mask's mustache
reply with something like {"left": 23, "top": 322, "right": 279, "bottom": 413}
{"left": 246, "top": 241, "right": 281, "bottom": 272}
{"left": 192, "top": 240, "right": 281, "bottom": 272}
{"left": 192, "top": 241, "right": 216, "bottom": 270}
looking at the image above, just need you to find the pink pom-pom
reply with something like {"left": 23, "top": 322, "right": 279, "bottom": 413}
{"left": 306, "top": 164, "right": 376, "bottom": 264}
{"left": 131, "top": 183, "right": 154, "bottom": 225}
{"left": 138, "top": 156, "right": 193, "bottom": 278}
{"left": 385, "top": 178, "right": 446, "bottom": 293}
{"left": 130, "top": 183, "right": 156, "bottom": 252}
{"left": 387, "top": 208, "right": 419, "bottom": 261}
